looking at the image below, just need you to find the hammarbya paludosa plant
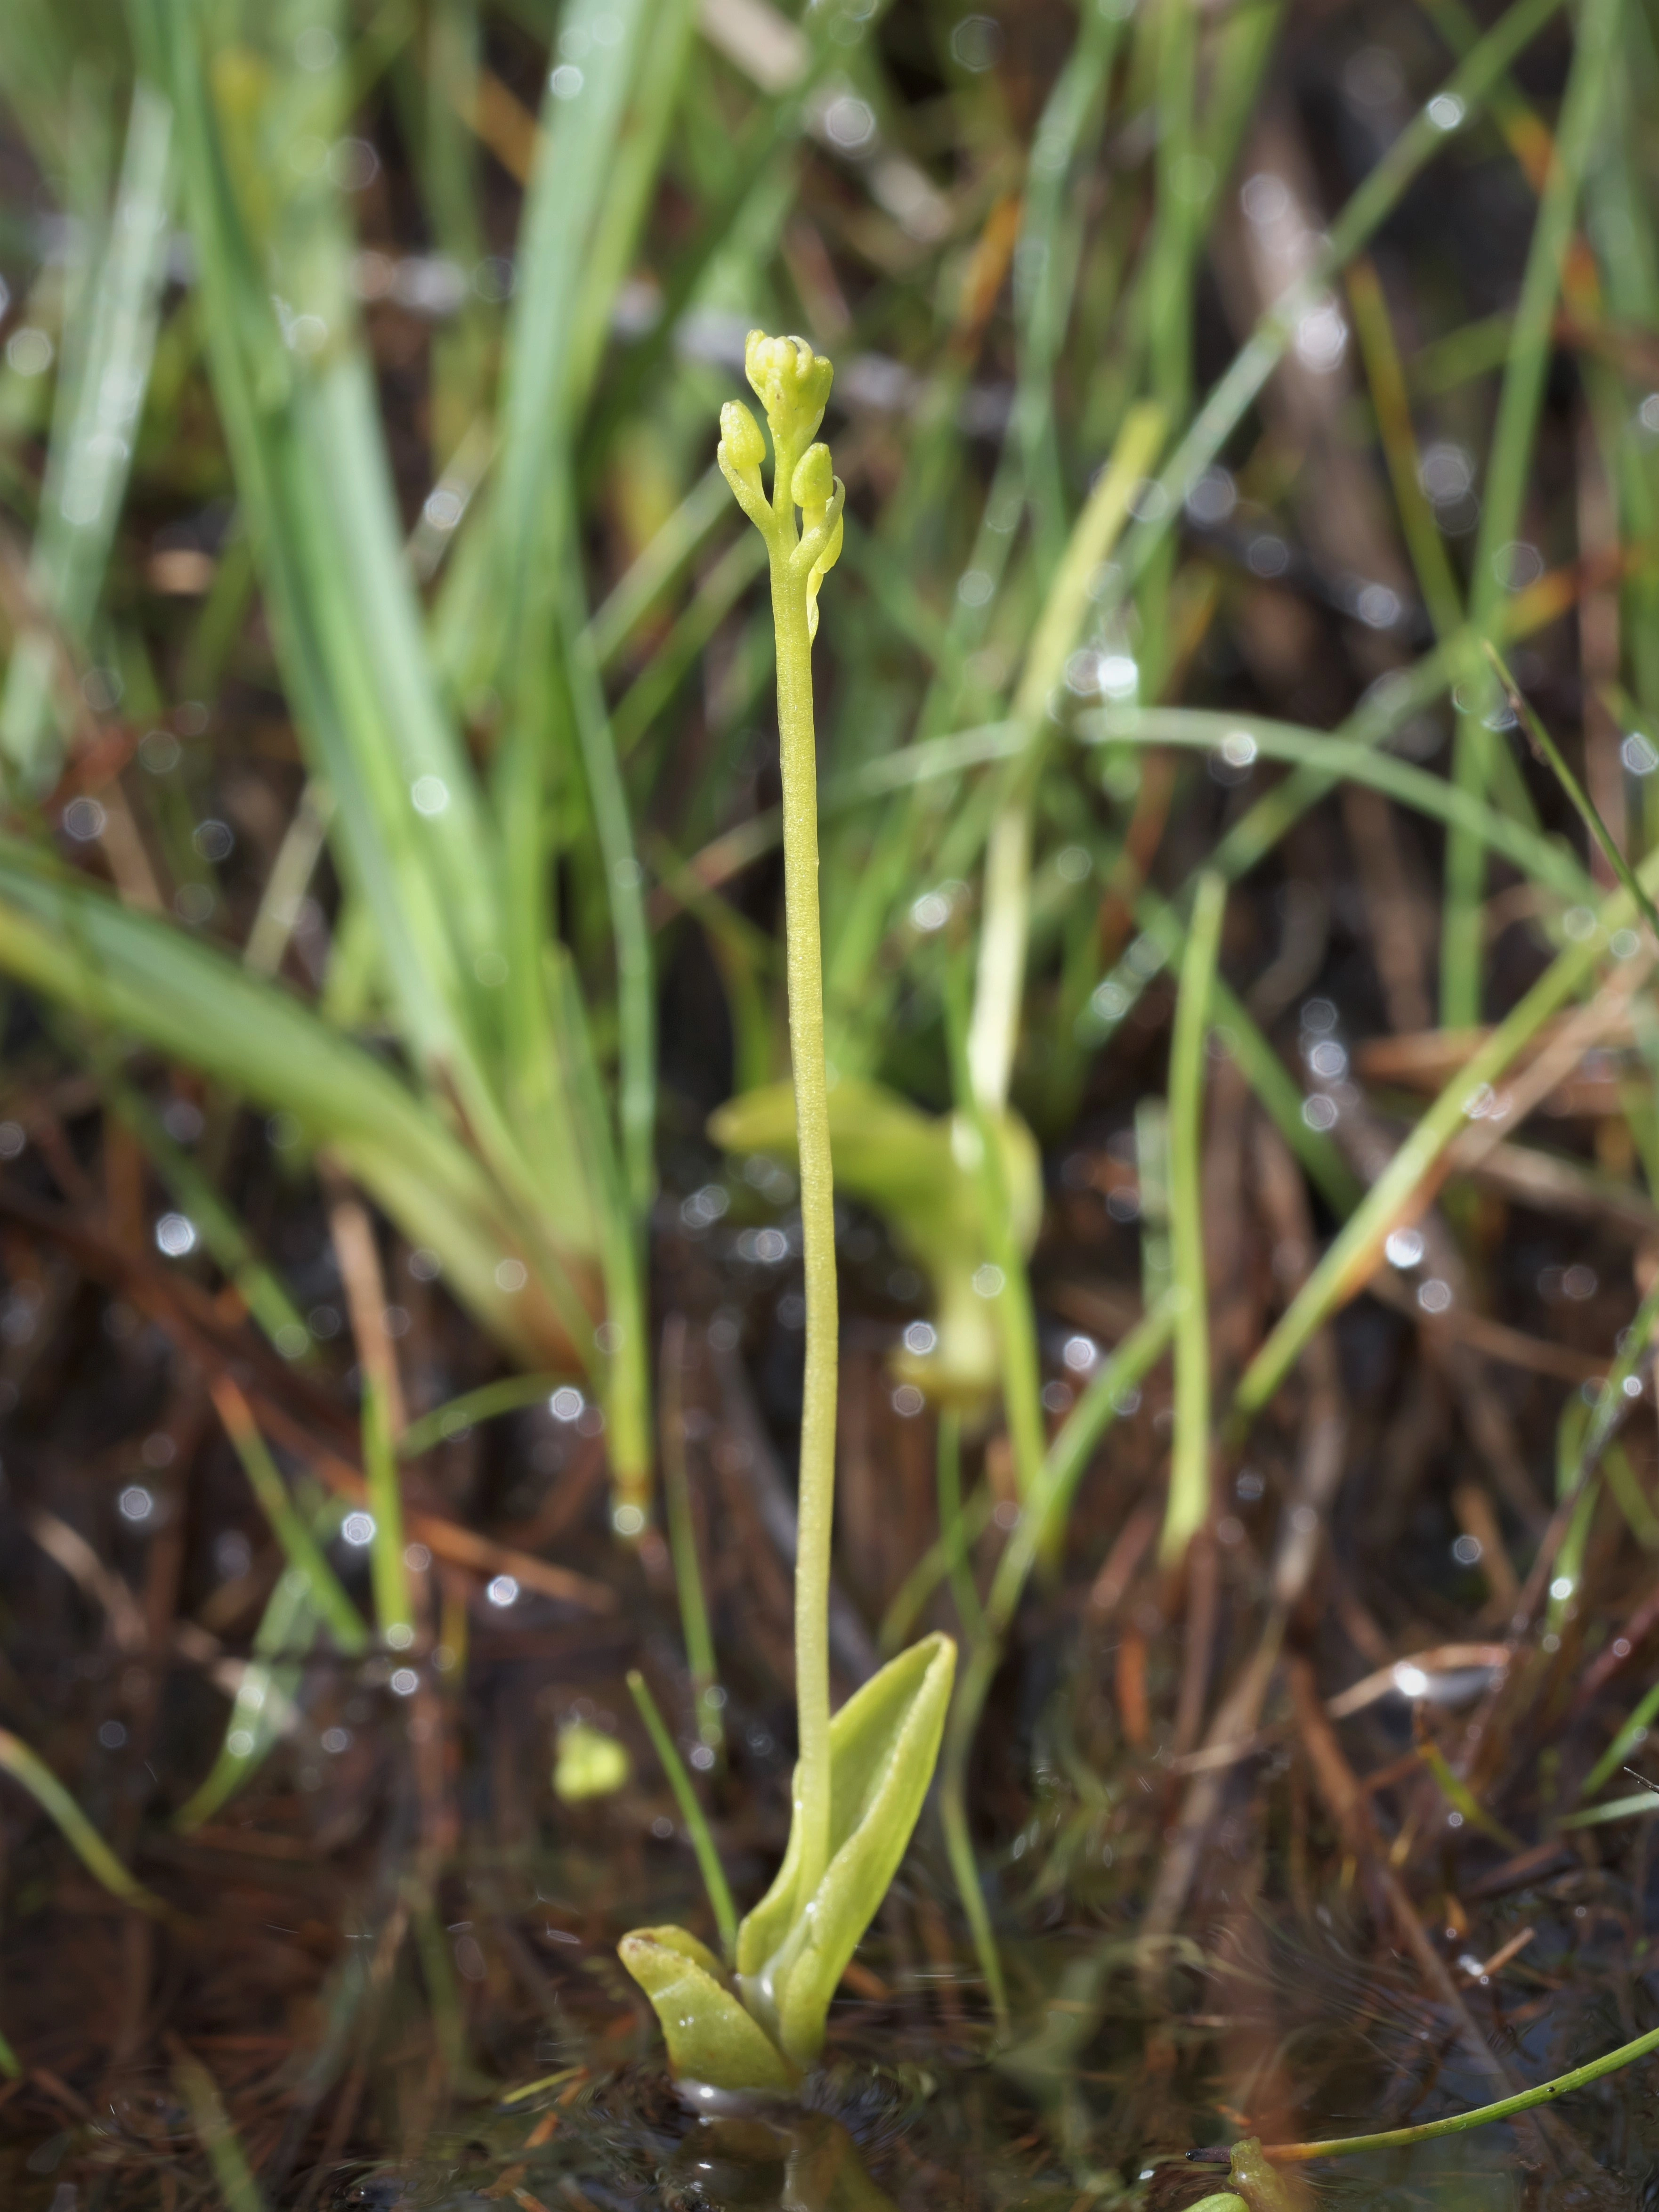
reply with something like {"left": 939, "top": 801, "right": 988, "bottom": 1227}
{"left": 619, "top": 336, "right": 955, "bottom": 2091}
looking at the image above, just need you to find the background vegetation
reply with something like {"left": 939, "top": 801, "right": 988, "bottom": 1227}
{"left": 1, "top": 0, "right": 1659, "bottom": 2200}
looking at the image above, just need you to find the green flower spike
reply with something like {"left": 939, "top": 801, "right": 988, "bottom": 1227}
{"left": 622, "top": 342, "right": 954, "bottom": 2096}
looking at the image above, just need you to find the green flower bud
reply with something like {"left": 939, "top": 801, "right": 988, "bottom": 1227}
{"left": 792, "top": 441, "right": 834, "bottom": 511}
{"left": 744, "top": 330, "right": 834, "bottom": 449}
{"left": 719, "top": 399, "right": 766, "bottom": 473}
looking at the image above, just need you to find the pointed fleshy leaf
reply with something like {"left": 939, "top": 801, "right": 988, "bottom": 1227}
{"left": 709, "top": 1080, "right": 1038, "bottom": 1402}
{"left": 618, "top": 1927, "right": 797, "bottom": 2092}
{"left": 737, "top": 1634, "right": 956, "bottom": 2066}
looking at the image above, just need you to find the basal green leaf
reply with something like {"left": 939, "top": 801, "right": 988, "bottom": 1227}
{"left": 618, "top": 1927, "right": 797, "bottom": 2092}
{"left": 736, "top": 1633, "right": 955, "bottom": 2066}
{"left": 709, "top": 1080, "right": 1039, "bottom": 1403}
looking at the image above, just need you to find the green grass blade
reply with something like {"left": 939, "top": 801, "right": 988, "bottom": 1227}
{"left": 174, "top": 1549, "right": 327, "bottom": 1832}
{"left": 0, "top": 1724, "right": 165, "bottom": 1912}
{"left": 0, "top": 838, "right": 572, "bottom": 1366}
{"left": 1263, "top": 2020, "right": 1659, "bottom": 2162}
{"left": 210, "top": 1378, "right": 369, "bottom": 1655}
{"left": 399, "top": 1373, "right": 575, "bottom": 1458}
{"left": 363, "top": 1377, "right": 414, "bottom": 1648}
{"left": 627, "top": 1668, "right": 738, "bottom": 1963}
{"left": 172, "top": 2048, "right": 269, "bottom": 2212}
{"left": 1231, "top": 855, "right": 1659, "bottom": 1432}
{"left": 1085, "top": 702, "right": 1592, "bottom": 901}
{"left": 1441, "top": 0, "right": 1625, "bottom": 1026}
{"left": 1163, "top": 872, "right": 1225, "bottom": 1565}
{"left": 1485, "top": 641, "right": 1659, "bottom": 938}
{"left": 99, "top": 1065, "right": 313, "bottom": 1358}
{"left": 0, "top": 74, "right": 173, "bottom": 789}
{"left": 1097, "top": 0, "right": 1567, "bottom": 624}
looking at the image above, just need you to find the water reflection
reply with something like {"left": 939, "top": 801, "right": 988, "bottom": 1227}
{"left": 664, "top": 2110, "right": 899, "bottom": 2212}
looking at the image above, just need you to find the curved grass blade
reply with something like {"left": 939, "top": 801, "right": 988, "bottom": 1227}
{"left": 0, "top": 75, "right": 174, "bottom": 790}
{"left": 0, "top": 839, "right": 582, "bottom": 1367}
{"left": 626, "top": 1668, "right": 737, "bottom": 1962}
{"left": 171, "top": 2047, "right": 268, "bottom": 2212}
{"left": 208, "top": 1376, "right": 368, "bottom": 1656}
{"left": 173, "top": 1549, "right": 328, "bottom": 1833}
{"left": 1164, "top": 872, "right": 1225, "bottom": 1564}
{"left": 1485, "top": 640, "right": 1659, "bottom": 941}
{"left": 1258, "top": 2019, "right": 1659, "bottom": 2162}
{"left": 398, "top": 1373, "right": 576, "bottom": 1459}
{"left": 0, "top": 1724, "right": 166, "bottom": 1913}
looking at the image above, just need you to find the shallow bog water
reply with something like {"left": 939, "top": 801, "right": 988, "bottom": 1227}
{"left": 298, "top": 1854, "right": 1659, "bottom": 2212}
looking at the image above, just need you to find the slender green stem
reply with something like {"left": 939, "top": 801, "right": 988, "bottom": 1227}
{"left": 172, "top": 2050, "right": 269, "bottom": 2212}
{"left": 1262, "top": 2019, "right": 1659, "bottom": 2162}
{"left": 939, "top": 1302, "right": 1177, "bottom": 2031}
{"left": 661, "top": 1339, "right": 724, "bottom": 1751}
{"left": 936, "top": 1412, "right": 984, "bottom": 1641}
{"left": 0, "top": 1727, "right": 165, "bottom": 1915}
{"left": 1485, "top": 641, "right": 1659, "bottom": 940}
{"left": 363, "top": 1379, "right": 414, "bottom": 1650}
{"left": 947, "top": 963, "right": 1046, "bottom": 1501}
{"left": 210, "top": 1382, "right": 368, "bottom": 1656}
{"left": 877, "top": 1481, "right": 996, "bottom": 1655}
{"left": 1097, "top": 0, "right": 1566, "bottom": 636}
{"left": 1442, "top": 0, "right": 1624, "bottom": 1026}
{"left": 771, "top": 516, "right": 837, "bottom": 1902}
{"left": 1230, "top": 843, "right": 1659, "bottom": 1432}
{"left": 719, "top": 337, "right": 845, "bottom": 1905}
{"left": 627, "top": 1670, "right": 738, "bottom": 1964}
{"left": 398, "top": 1373, "right": 575, "bottom": 1459}
{"left": 1163, "top": 872, "right": 1226, "bottom": 1564}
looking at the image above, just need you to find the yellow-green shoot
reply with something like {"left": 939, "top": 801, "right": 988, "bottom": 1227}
{"left": 618, "top": 336, "right": 955, "bottom": 2090}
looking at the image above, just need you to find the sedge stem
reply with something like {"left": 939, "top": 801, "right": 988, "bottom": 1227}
{"left": 1262, "top": 2019, "right": 1659, "bottom": 2161}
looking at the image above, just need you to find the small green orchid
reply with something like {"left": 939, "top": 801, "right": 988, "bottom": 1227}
{"left": 620, "top": 337, "right": 954, "bottom": 2090}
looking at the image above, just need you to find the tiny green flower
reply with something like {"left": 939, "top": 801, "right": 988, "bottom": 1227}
{"left": 744, "top": 329, "right": 834, "bottom": 466}
{"left": 717, "top": 399, "right": 769, "bottom": 530}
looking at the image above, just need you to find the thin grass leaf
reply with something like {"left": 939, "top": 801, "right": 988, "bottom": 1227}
{"left": 174, "top": 1548, "right": 328, "bottom": 1833}
{"left": 1441, "top": 0, "right": 1625, "bottom": 1026}
{"left": 1164, "top": 872, "right": 1226, "bottom": 1564}
{"left": 363, "top": 1377, "right": 413, "bottom": 1648}
{"left": 100, "top": 1065, "right": 313, "bottom": 1358}
{"left": 1234, "top": 927, "right": 1659, "bottom": 1433}
{"left": 209, "top": 1377, "right": 368, "bottom": 1655}
{"left": 0, "top": 1724, "right": 165, "bottom": 1912}
{"left": 171, "top": 2048, "right": 268, "bottom": 2212}
{"left": 0, "top": 73, "right": 173, "bottom": 789}
{"left": 0, "top": 839, "right": 575, "bottom": 1365}
{"left": 627, "top": 1668, "right": 737, "bottom": 1962}
{"left": 398, "top": 1373, "right": 575, "bottom": 1459}
{"left": 1084, "top": 703, "right": 1591, "bottom": 903}
{"left": 660, "top": 1334, "right": 724, "bottom": 1752}
{"left": 1485, "top": 639, "right": 1659, "bottom": 939}
{"left": 1261, "top": 2019, "right": 1659, "bottom": 2162}
{"left": 939, "top": 1305, "right": 1176, "bottom": 2032}
{"left": 1096, "top": 0, "right": 1569, "bottom": 631}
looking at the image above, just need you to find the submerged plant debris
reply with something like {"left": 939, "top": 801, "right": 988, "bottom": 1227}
{"left": 2, "top": 0, "right": 1659, "bottom": 2204}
